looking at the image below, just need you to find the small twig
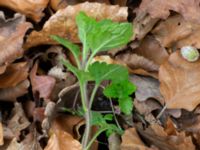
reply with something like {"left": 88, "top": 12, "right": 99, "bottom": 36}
{"left": 156, "top": 105, "right": 167, "bottom": 119}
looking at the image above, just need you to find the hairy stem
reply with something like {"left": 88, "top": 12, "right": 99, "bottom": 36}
{"left": 89, "top": 84, "right": 99, "bottom": 109}
{"left": 85, "top": 127, "right": 108, "bottom": 150}
{"left": 80, "top": 82, "right": 91, "bottom": 149}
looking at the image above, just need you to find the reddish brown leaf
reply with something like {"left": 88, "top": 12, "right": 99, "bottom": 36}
{"left": 0, "top": 80, "right": 30, "bottom": 102}
{"left": 121, "top": 127, "right": 157, "bottom": 150}
{"left": 0, "top": 0, "right": 49, "bottom": 22}
{"left": 138, "top": 0, "right": 200, "bottom": 24}
{"left": 152, "top": 15, "right": 198, "bottom": 48}
{"left": 136, "top": 123, "right": 195, "bottom": 150}
{"left": 133, "top": 36, "right": 169, "bottom": 65}
{"left": 24, "top": 2, "right": 128, "bottom": 49}
{"left": 30, "top": 62, "right": 56, "bottom": 101}
{"left": 159, "top": 51, "right": 200, "bottom": 111}
{"left": 0, "top": 62, "right": 29, "bottom": 88}
{"left": 0, "top": 13, "right": 32, "bottom": 65}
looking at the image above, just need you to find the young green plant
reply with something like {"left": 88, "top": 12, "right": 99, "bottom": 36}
{"left": 51, "top": 12, "right": 136, "bottom": 150}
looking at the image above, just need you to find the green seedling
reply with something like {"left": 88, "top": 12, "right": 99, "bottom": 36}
{"left": 51, "top": 12, "right": 136, "bottom": 150}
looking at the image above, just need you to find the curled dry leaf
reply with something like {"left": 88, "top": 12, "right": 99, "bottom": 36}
{"left": 133, "top": 36, "right": 169, "bottom": 65}
{"left": 130, "top": 75, "right": 164, "bottom": 103}
{"left": 0, "top": 62, "right": 29, "bottom": 88}
{"left": 121, "top": 127, "right": 156, "bottom": 150}
{"left": 159, "top": 51, "right": 200, "bottom": 111}
{"left": 30, "top": 62, "right": 56, "bottom": 101}
{"left": 50, "top": 0, "right": 110, "bottom": 11}
{"left": 0, "top": 122, "right": 3, "bottom": 145}
{"left": 136, "top": 123, "right": 195, "bottom": 150}
{"left": 44, "top": 115, "right": 82, "bottom": 150}
{"left": 116, "top": 52, "right": 159, "bottom": 78}
{"left": 0, "top": 80, "right": 30, "bottom": 102}
{"left": 0, "top": 0, "right": 49, "bottom": 22}
{"left": 138, "top": 0, "right": 200, "bottom": 24}
{"left": 7, "top": 102, "right": 30, "bottom": 139}
{"left": 0, "top": 13, "right": 32, "bottom": 65}
{"left": 152, "top": 15, "right": 199, "bottom": 48}
{"left": 24, "top": 2, "right": 128, "bottom": 49}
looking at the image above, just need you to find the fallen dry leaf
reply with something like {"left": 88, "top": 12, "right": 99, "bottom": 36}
{"left": 0, "top": 0, "right": 49, "bottom": 22}
{"left": 0, "top": 12, "right": 32, "bottom": 65}
{"left": 7, "top": 102, "right": 30, "bottom": 139}
{"left": 136, "top": 123, "right": 195, "bottom": 150}
{"left": 44, "top": 115, "right": 82, "bottom": 150}
{"left": 116, "top": 53, "right": 159, "bottom": 72}
{"left": 121, "top": 127, "right": 156, "bottom": 150}
{"left": 134, "top": 99, "right": 161, "bottom": 116}
{"left": 0, "top": 80, "right": 30, "bottom": 102}
{"left": 133, "top": 36, "right": 169, "bottom": 65}
{"left": 50, "top": 0, "right": 110, "bottom": 11}
{"left": 159, "top": 50, "right": 200, "bottom": 111}
{"left": 152, "top": 15, "right": 198, "bottom": 48}
{"left": 0, "top": 122, "right": 3, "bottom": 146}
{"left": 24, "top": 2, "right": 128, "bottom": 49}
{"left": 138, "top": 0, "right": 200, "bottom": 24}
{"left": 0, "top": 62, "right": 29, "bottom": 88}
{"left": 130, "top": 75, "right": 164, "bottom": 103}
{"left": 30, "top": 62, "right": 56, "bottom": 101}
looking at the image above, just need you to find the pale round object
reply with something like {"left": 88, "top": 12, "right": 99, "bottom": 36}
{"left": 180, "top": 46, "right": 199, "bottom": 62}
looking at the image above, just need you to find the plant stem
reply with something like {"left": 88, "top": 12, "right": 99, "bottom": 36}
{"left": 80, "top": 82, "right": 91, "bottom": 149}
{"left": 85, "top": 127, "right": 108, "bottom": 150}
{"left": 89, "top": 84, "right": 99, "bottom": 109}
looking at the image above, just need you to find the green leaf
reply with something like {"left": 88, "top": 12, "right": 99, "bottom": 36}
{"left": 103, "top": 80, "right": 136, "bottom": 98}
{"left": 76, "top": 12, "right": 96, "bottom": 60}
{"left": 88, "top": 20, "right": 133, "bottom": 53}
{"left": 103, "top": 114, "right": 113, "bottom": 121}
{"left": 51, "top": 35, "right": 81, "bottom": 68}
{"left": 91, "top": 111, "right": 107, "bottom": 127}
{"left": 61, "top": 58, "right": 93, "bottom": 82}
{"left": 119, "top": 97, "right": 133, "bottom": 115}
{"left": 88, "top": 62, "right": 129, "bottom": 84}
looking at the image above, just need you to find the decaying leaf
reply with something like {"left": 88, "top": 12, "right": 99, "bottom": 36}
{"left": 116, "top": 52, "right": 159, "bottom": 77}
{"left": 0, "top": 0, "right": 49, "bottom": 22}
{"left": 133, "top": 36, "right": 169, "bottom": 65}
{"left": 121, "top": 127, "right": 156, "bottom": 150}
{"left": 44, "top": 115, "right": 82, "bottom": 150}
{"left": 138, "top": 0, "right": 200, "bottom": 24}
{"left": 159, "top": 51, "right": 200, "bottom": 111}
{"left": 0, "top": 122, "right": 3, "bottom": 146}
{"left": 30, "top": 62, "right": 56, "bottom": 101}
{"left": 6, "top": 132, "right": 42, "bottom": 150}
{"left": 50, "top": 0, "right": 110, "bottom": 11}
{"left": 0, "top": 62, "right": 29, "bottom": 88}
{"left": 134, "top": 99, "right": 161, "bottom": 116}
{"left": 130, "top": 75, "right": 163, "bottom": 103}
{"left": 108, "top": 133, "right": 121, "bottom": 150}
{"left": 7, "top": 102, "right": 30, "bottom": 139}
{"left": 152, "top": 15, "right": 198, "bottom": 48}
{"left": 136, "top": 123, "right": 195, "bottom": 150}
{"left": 0, "top": 80, "right": 30, "bottom": 102}
{"left": 0, "top": 12, "right": 32, "bottom": 65}
{"left": 24, "top": 2, "right": 128, "bottom": 49}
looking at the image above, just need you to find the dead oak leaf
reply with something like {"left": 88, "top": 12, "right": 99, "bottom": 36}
{"left": 0, "top": 0, "right": 49, "bottom": 22}
{"left": 30, "top": 62, "right": 56, "bottom": 101}
{"left": 7, "top": 102, "right": 30, "bottom": 139}
{"left": 138, "top": 0, "right": 200, "bottom": 24}
{"left": 0, "top": 62, "right": 29, "bottom": 88}
{"left": 0, "top": 80, "right": 30, "bottom": 102}
{"left": 121, "top": 127, "right": 157, "bottom": 150}
{"left": 136, "top": 123, "right": 195, "bottom": 150}
{"left": 159, "top": 50, "right": 200, "bottom": 111}
{"left": 24, "top": 2, "right": 128, "bottom": 49}
{"left": 0, "top": 12, "right": 32, "bottom": 65}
